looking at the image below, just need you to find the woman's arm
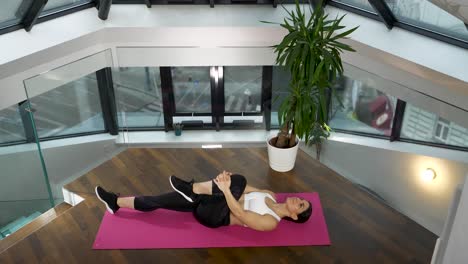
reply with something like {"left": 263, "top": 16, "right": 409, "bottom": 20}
{"left": 214, "top": 172, "right": 278, "bottom": 231}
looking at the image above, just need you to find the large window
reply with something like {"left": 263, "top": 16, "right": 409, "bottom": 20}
{"left": 385, "top": 0, "right": 468, "bottom": 42}
{"left": 401, "top": 104, "right": 468, "bottom": 147}
{"left": 113, "top": 67, "right": 164, "bottom": 128}
{"left": 0, "top": 105, "right": 26, "bottom": 144}
{"left": 28, "top": 73, "right": 105, "bottom": 138}
{"left": 172, "top": 67, "right": 211, "bottom": 113}
{"left": 0, "top": 0, "right": 33, "bottom": 29}
{"left": 41, "top": 0, "right": 92, "bottom": 15}
{"left": 329, "top": 76, "right": 397, "bottom": 136}
{"left": 224, "top": 66, "right": 262, "bottom": 113}
{"left": 332, "top": 0, "right": 377, "bottom": 14}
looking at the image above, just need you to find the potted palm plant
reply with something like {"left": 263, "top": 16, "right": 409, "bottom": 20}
{"left": 265, "top": 0, "right": 357, "bottom": 172}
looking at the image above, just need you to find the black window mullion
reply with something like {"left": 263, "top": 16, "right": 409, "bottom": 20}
{"left": 262, "top": 66, "right": 273, "bottom": 131}
{"left": 18, "top": 100, "right": 36, "bottom": 143}
{"left": 367, "top": 0, "right": 396, "bottom": 30}
{"left": 390, "top": 99, "right": 406, "bottom": 142}
{"left": 160, "top": 67, "right": 175, "bottom": 132}
{"left": 218, "top": 66, "right": 225, "bottom": 127}
{"left": 326, "top": 87, "right": 332, "bottom": 124}
{"left": 210, "top": 66, "right": 221, "bottom": 131}
{"left": 310, "top": 0, "right": 329, "bottom": 8}
{"left": 96, "top": 68, "right": 118, "bottom": 135}
{"left": 22, "top": 0, "right": 48, "bottom": 32}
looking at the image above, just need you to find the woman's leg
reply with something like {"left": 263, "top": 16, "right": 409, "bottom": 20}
{"left": 211, "top": 174, "right": 247, "bottom": 199}
{"left": 192, "top": 181, "right": 212, "bottom": 195}
{"left": 133, "top": 192, "right": 196, "bottom": 212}
{"left": 133, "top": 178, "right": 218, "bottom": 212}
{"left": 113, "top": 179, "right": 215, "bottom": 212}
{"left": 117, "top": 197, "right": 135, "bottom": 209}
{"left": 192, "top": 174, "right": 246, "bottom": 197}
{"left": 171, "top": 174, "right": 245, "bottom": 203}
{"left": 193, "top": 174, "right": 247, "bottom": 228}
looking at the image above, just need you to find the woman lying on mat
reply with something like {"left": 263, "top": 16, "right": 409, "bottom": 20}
{"left": 95, "top": 171, "right": 312, "bottom": 231}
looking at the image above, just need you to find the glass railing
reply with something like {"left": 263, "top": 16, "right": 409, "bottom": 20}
{"left": 0, "top": 115, "right": 54, "bottom": 240}
{"left": 23, "top": 50, "right": 113, "bottom": 139}
{"left": 1, "top": 49, "right": 117, "bottom": 240}
{"left": 0, "top": 199, "right": 55, "bottom": 240}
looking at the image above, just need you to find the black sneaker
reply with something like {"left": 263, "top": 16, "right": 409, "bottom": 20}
{"left": 169, "top": 175, "right": 197, "bottom": 203}
{"left": 95, "top": 186, "right": 120, "bottom": 214}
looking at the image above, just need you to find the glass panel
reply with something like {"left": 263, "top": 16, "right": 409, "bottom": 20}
{"left": 224, "top": 66, "right": 262, "bottom": 113}
{"left": 42, "top": 0, "right": 91, "bottom": 14}
{"left": 26, "top": 73, "right": 105, "bottom": 138}
{"left": 0, "top": 107, "right": 54, "bottom": 240}
{"left": 332, "top": 0, "right": 377, "bottom": 14}
{"left": 113, "top": 67, "right": 164, "bottom": 128}
{"left": 24, "top": 50, "right": 112, "bottom": 139}
{"left": 271, "top": 67, "right": 291, "bottom": 128}
{"left": 0, "top": 0, "right": 33, "bottom": 29}
{"left": 330, "top": 76, "right": 397, "bottom": 136}
{"left": 17, "top": 50, "right": 114, "bottom": 229}
{"left": 0, "top": 104, "right": 26, "bottom": 144}
{"left": 385, "top": 0, "right": 468, "bottom": 42}
{"left": 172, "top": 67, "right": 211, "bottom": 113}
{"left": 401, "top": 104, "right": 468, "bottom": 147}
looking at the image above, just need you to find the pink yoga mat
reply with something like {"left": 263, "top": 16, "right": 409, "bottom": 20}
{"left": 93, "top": 193, "right": 330, "bottom": 249}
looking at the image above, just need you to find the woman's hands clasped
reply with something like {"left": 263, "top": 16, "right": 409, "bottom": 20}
{"left": 213, "top": 170, "right": 232, "bottom": 193}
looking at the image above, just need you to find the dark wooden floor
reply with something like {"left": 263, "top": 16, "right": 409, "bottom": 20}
{"left": 0, "top": 148, "right": 437, "bottom": 263}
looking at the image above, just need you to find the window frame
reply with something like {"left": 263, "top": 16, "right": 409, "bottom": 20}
{"left": 328, "top": 0, "right": 468, "bottom": 49}
{"left": 0, "top": 1, "right": 95, "bottom": 35}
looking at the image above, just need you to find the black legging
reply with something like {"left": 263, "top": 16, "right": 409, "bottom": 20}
{"left": 134, "top": 174, "right": 247, "bottom": 228}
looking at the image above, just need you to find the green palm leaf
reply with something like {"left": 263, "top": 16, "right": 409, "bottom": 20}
{"left": 266, "top": 0, "right": 357, "bottom": 147}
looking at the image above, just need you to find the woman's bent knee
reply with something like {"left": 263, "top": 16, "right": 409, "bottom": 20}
{"left": 230, "top": 174, "right": 247, "bottom": 199}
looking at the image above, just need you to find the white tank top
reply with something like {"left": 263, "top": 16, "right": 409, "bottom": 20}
{"left": 243, "top": 192, "right": 281, "bottom": 222}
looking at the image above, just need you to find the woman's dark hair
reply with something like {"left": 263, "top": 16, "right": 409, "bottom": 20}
{"left": 284, "top": 200, "right": 312, "bottom": 223}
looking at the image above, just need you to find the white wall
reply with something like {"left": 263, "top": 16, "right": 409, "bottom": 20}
{"left": 441, "top": 173, "right": 468, "bottom": 263}
{"left": 301, "top": 136, "right": 468, "bottom": 235}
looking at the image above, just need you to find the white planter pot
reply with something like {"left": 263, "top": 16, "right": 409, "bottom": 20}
{"left": 267, "top": 135, "right": 299, "bottom": 172}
